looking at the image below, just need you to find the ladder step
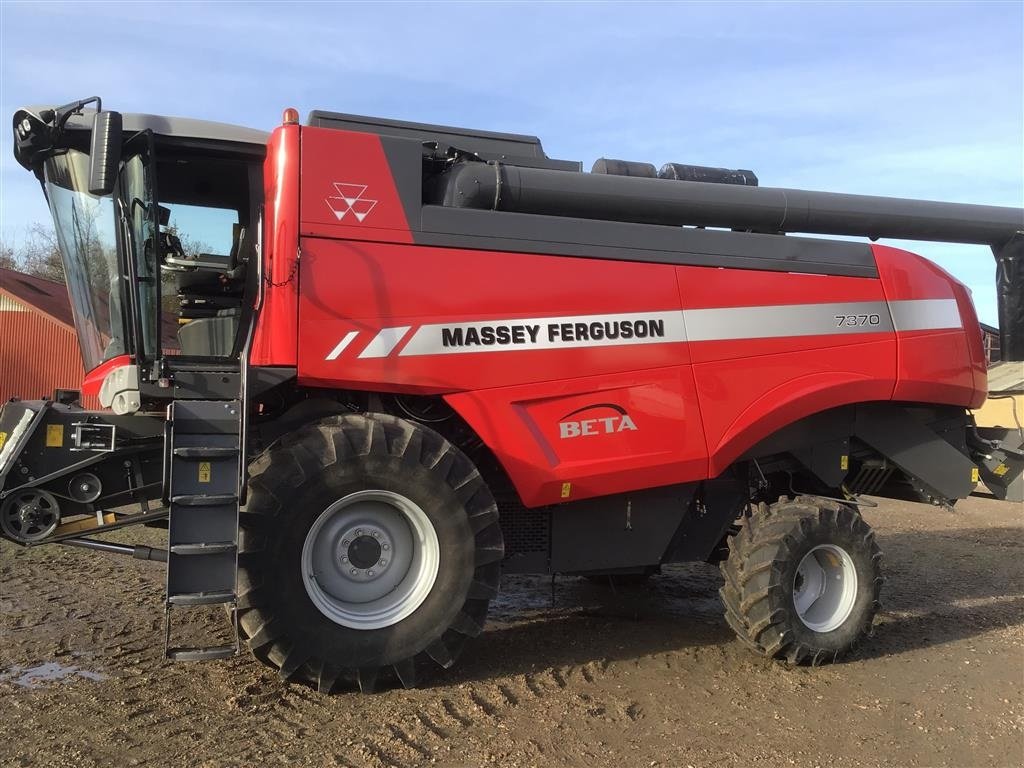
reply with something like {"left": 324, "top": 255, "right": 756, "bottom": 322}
{"left": 171, "top": 493, "right": 238, "bottom": 507}
{"left": 172, "top": 447, "right": 239, "bottom": 459}
{"left": 167, "top": 589, "right": 236, "bottom": 606}
{"left": 170, "top": 542, "right": 236, "bottom": 555}
{"left": 164, "top": 399, "right": 242, "bottom": 664}
{"left": 167, "top": 645, "right": 237, "bottom": 662}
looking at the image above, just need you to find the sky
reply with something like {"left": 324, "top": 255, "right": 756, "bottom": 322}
{"left": 0, "top": 0, "right": 1021, "bottom": 324}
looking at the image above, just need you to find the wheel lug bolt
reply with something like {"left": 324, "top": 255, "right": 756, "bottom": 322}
{"left": 367, "top": 570, "right": 375, "bottom": 577}
{"left": 342, "top": 539, "right": 350, "bottom": 546}
{"left": 382, "top": 544, "right": 390, "bottom": 551}
{"left": 356, "top": 529, "right": 363, "bottom": 536}
{"left": 380, "top": 559, "right": 387, "bottom": 566}
{"left": 350, "top": 569, "right": 357, "bottom": 576}
{"left": 372, "top": 531, "right": 379, "bottom": 538}
{"left": 341, "top": 556, "right": 348, "bottom": 563}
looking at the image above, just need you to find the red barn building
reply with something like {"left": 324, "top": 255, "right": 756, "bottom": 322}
{"left": 0, "top": 267, "right": 100, "bottom": 408}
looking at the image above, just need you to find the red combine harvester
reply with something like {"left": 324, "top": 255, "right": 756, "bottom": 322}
{"left": 3, "top": 98, "right": 1022, "bottom": 693}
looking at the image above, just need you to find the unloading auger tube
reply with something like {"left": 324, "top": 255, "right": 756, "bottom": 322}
{"left": 439, "top": 160, "right": 1024, "bottom": 359}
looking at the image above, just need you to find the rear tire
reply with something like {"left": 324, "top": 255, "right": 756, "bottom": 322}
{"left": 237, "top": 413, "right": 503, "bottom": 693}
{"left": 719, "top": 496, "right": 882, "bottom": 665}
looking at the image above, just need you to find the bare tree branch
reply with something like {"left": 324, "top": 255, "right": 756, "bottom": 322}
{"left": 3, "top": 223, "right": 65, "bottom": 281}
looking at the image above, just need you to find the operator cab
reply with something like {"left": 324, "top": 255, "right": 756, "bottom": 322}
{"left": 155, "top": 149, "right": 260, "bottom": 357}
{"left": 12, "top": 99, "right": 267, "bottom": 396}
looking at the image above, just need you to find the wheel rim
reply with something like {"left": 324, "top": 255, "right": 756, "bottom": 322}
{"left": 301, "top": 490, "right": 439, "bottom": 630}
{"left": 1, "top": 489, "right": 60, "bottom": 542}
{"left": 792, "top": 544, "right": 858, "bottom": 633}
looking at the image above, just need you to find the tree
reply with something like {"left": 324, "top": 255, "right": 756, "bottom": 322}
{"left": 0, "top": 223, "right": 64, "bottom": 281}
{"left": 20, "top": 223, "right": 65, "bottom": 281}
{"left": 0, "top": 241, "right": 16, "bottom": 270}
{"left": 166, "top": 220, "right": 211, "bottom": 259}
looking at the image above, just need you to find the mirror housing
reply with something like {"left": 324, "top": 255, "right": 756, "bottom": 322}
{"left": 88, "top": 111, "right": 122, "bottom": 195}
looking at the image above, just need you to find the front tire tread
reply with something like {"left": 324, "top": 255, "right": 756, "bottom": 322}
{"left": 237, "top": 412, "right": 503, "bottom": 692}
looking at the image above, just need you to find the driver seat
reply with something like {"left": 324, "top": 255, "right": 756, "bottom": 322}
{"left": 175, "top": 224, "right": 248, "bottom": 357}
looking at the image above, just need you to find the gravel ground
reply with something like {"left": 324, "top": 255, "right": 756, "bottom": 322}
{"left": 1, "top": 493, "right": 1021, "bottom": 768}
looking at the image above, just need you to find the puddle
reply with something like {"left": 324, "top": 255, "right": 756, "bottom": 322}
{"left": 0, "top": 661, "right": 107, "bottom": 688}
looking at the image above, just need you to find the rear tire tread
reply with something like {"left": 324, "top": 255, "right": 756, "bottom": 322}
{"left": 719, "top": 495, "right": 882, "bottom": 666}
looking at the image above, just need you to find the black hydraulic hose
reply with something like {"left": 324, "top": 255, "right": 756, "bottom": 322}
{"left": 441, "top": 162, "right": 1024, "bottom": 246}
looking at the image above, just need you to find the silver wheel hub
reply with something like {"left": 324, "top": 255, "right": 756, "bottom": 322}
{"left": 336, "top": 523, "right": 393, "bottom": 581}
{"left": 301, "top": 490, "right": 439, "bottom": 630}
{"left": 792, "top": 544, "right": 858, "bottom": 633}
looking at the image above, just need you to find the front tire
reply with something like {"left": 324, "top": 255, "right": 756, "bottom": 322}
{"left": 237, "top": 413, "right": 504, "bottom": 693}
{"left": 720, "top": 496, "right": 882, "bottom": 665}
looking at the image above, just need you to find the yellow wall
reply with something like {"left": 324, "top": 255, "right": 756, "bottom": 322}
{"left": 975, "top": 395, "right": 1023, "bottom": 428}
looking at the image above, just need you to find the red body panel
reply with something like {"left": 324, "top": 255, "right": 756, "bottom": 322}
{"left": 675, "top": 267, "right": 898, "bottom": 474}
{"left": 299, "top": 127, "right": 414, "bottom": 244}
{"left": 873, "top": 245, "right": 986, "bottom": 408}
{"left": 81, "top": 354, "right": 133, "bottom": 397}
{"left": 447, "top": 368, "right": 707, "bottom": 506}
{"left": 251, "top": 125, "right": 301, "bottom": 367}
{"left": 695, "top": 340, "right": 898, "bottom": 476}
{"left": 250, "top": 126, "right": 985, "bottom": 507}
{"left": 296, "top": 240, "right": 688, "bottom": 393}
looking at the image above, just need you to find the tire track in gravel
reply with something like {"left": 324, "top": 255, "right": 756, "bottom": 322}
{"left": 338, "top": 657, "right": 617, "bottom": 768}
{"left": 6, "top": 496, "right": 1024, "bottom": 768}
{"left": 3, "top": 538, "right": 640, "bottom": 768}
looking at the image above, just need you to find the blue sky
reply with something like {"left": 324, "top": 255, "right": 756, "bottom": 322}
{"left": 1, "top": 1, "right": 1021, "bottom": 323}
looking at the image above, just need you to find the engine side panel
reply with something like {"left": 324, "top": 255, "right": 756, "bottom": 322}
{"left": 445, "top": 367, "right": 708, "bottom": 507}
{"left": 676, "top": 267, "right": 899, "bottom": 475}
{"left": 873, "top": 244, "right": 986, "bottom": 408}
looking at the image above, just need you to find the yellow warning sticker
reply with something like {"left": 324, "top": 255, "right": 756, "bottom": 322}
{"left": 993, "top": 463, "right": 1009, "bottom": 477}
{"left": 840, "top": 455, "right": 849, "bottom": 471}
{"left": 560, "top": 482, "right": 572, "bottom": 499}
{"left": 971, "top": 467, "right": 980, "bottom": 483}
{"left": 45, "top": 424, "right": 64, "bottom": 448}
{"left": 198, "top": 461, "right": 212, "bottom": 483}
{"left": 0, "top": 432, "right": 6, "bottom": 452}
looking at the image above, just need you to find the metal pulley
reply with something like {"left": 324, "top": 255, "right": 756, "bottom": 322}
{"left": 0, "top": 489, "right": 61, "bottom": 542}
{"left": 68, "top": 473, "right": 102, "bottom": 503}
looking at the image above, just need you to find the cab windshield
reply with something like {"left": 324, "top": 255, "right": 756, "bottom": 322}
{"left": 43, "top": 147, "right": 161, "bottom": 373}
{"left": 42, "top": 135, "right": 253, "bottom": 373}
{"left": 43, "top": 150, "right": 124, "bottom": 373}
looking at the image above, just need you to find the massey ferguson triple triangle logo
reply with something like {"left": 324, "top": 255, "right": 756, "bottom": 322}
{"left": 326, "top": 183, "right": 377, "bottom": 223}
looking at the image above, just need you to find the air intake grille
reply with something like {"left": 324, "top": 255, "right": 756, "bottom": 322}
{"left": 495, "top": 493, "right": 550, "bottom": 555}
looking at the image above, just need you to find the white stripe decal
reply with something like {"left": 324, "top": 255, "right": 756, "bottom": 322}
{"left": 324, "top": 331, "right": 359, "bottom": 360}
{"left": 359, "top": 326, "right": 412, "bottom": 358}
{"left": 326, "top": 299, "right": 963, "bottom": 360}
{"left": 888, "top": 299, "right": 962, "bottom": 332}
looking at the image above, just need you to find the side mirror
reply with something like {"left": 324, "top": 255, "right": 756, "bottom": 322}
{"left": 87, "top": 111, "right": 122, "bottom": 195}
